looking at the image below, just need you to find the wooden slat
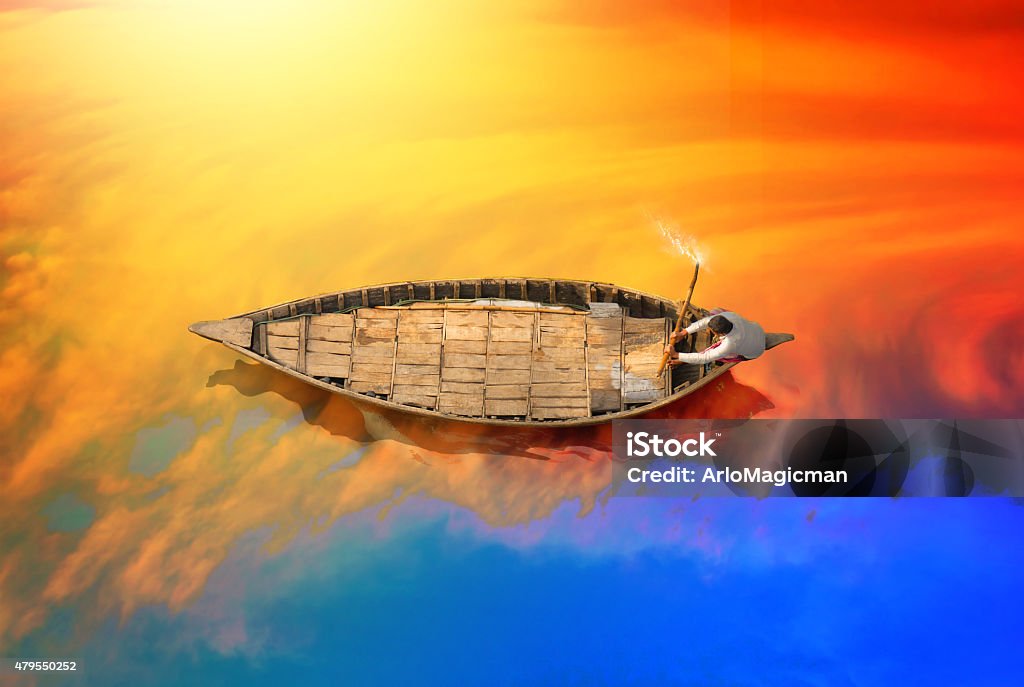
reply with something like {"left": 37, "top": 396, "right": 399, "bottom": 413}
{"left": 306, "top": 365, "right": 350, "bottom": 378}
{"left": 350, "top": 380, "right": 391, "bottom": 394}
{"left": 485, "top": 309, "right": 532, "bottom": 415}
{"left": 394, "top": 352, "right": 441, "bottom": 366}
{"left": 663, "top": 314, "right": 672, "bottom": 392}
{"left": 444, "top": 353, "right": 486, "bottom": 368}
{"left": 392, "top": 391, "right": 437, "bottom": 408}
{"left": 622, "top": 315, "right": 670, "bottom": 404}
{"left": 590, "top": 389, "right": 621, "bottom": 412}
{"left": 490, "top": 312, "right": 534, "bottom": 328}
{"left": 585, "top": 313, "right": 623, "bottom": 407}
{"left": 392, "top": 374, "right": 438, "bottom": 386}
{"left": 311, "top": 313, "right": 353, "bottom": 328}
{"left": 533, "top": 348, "right": 586, "bottom": 363}
{"left": 308, "top": 324, "right": 352, "bottom": 343}
{"left": 622, "top": 388, "right": 662, "bottom": 403}
{"left": 531, "top": 396, "right": 589, "bottom": 409}
{"left": 624, "top": 317, "right": 665, "bottom": 333}
{"left": 296, "top": 316, "right": 309, "bottom": 373}
{"left": 531, "top": 382, "right": 588, "bottom": 398}
{"left": 307, "top": 351, "right": 351, "bottom": 378}
{"left": 393, "top": 382, "right": 437, "bottom": 392}
{"left": 398, "top": 318, "right": 444, "bottom": 329}
{"left": 397, "top": 342, "right": 441, "bottom": 356}
{"left": 445, "top": 311, "right": 489, "bottom": 327}
{"left": 350, "top": 364, "right": 393, "bottom": 378}
{"left": 490, "top": 328, "right": 534, "bottom": 342}
{"left": 587, "top": 332, "right": 622, "bottom": 345}
{"left": 355, "top": 324, "right": 398, "bottom": 339}
{"left": 531, "top": 306, "right": 586, "bottom": 397}
{"left": 357, "top": 308, "right": 399, "bottom": 319}
{"left": 485, "top": 384, "right": 530, "bottom": 399}
{"left": 396, "top": 329, "right": 443, "bottom": 344}
{"left": 306, "top": 339, "right": 350, "bottom": 355}
{"left": 619, "top": 313, "right": 625, "bottom": 411}
{"left": 305, "top": 351, "right": 346, "bottom": 368}
{"left": 391, "top": 311, "right": 440, "bottom": 401}
{"left": 266, "top": 321, "right": 299, "bottom": 336}
{"left": 268, "top": 347, "right": 297, "bottom": 367}
{"left": 587, "top": 346, "right": 621, "bottom": 411}
{"left": 526, "top": 311, "right": 539, "bottom": 418}
{"left": 540, "top": 333, "right": 583, "bottom": 347}
{"left": 540, "top": 318, "right": 585, "bottom": 331}
{"left": 443, "top": 339, "right": 487, "bottom": 354}
{"left": 445, "top": 325, "right": 488, "bottom": 340}
{"left": 530, "top": 406, "right": 588, "bottom": 419}
{"left": 438, "top": 395, "right": 484, "bottom": 416}
{"left": 441, "top": 367, "right": 485, "bottom": 383}
{"left": 438, "top": 308, "right": 490, "bottom": 416}
{"left": 191, "top": 318, "right": 254, "bottom": 347}
{"left": 485, "top": 399, "right": 528, "bottom": 416}
{"left": 258, "top": 321, "right": 268, "bottom": 356}
{"left": 583, "top": 316, "right": 592, "bottom": 416}
{"left": 487, "top": 341, "right": 532, "bottom": 355}
{"left": 398, "top": 309, "right": 444, "bottom": 323}
{"left": 441, "top": 381, "right": 485, "bottom": 394}
{"left": 589, "top": 302, "right": 622, "bottom": 318}
{"left": 267, "top": 334, "right": 298, "bottom": 350}
{"left": 433, "top": 308, "right": 448, "bottom": 411}
{"left": 486, "top": 369, "right": 529, "bottom": 385}
{"left": 486, "top": 354, "right": 531, "bottom": 370}
{"left": 624, "top": 333, "right": 664, "bottom": 348}
{"left": 586, "top": 318, "right": 623, "bottom": 330}
{"left": 395, "top": 363, "right": 440, "bottom": 375}
{"left": 351, "top": 342, "right": 394, "bottom": 357}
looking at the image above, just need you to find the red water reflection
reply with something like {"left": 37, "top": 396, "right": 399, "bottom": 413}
{"left": 207, "top": 359, "right": 775, "bottom": 461}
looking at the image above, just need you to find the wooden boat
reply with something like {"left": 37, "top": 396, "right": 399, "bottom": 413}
{"left": 189, "top": 277, "right": 793, "bottom": 426}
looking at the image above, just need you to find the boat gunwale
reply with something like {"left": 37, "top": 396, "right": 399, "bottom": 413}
{"left": 231, "top": 277, "right": 693, "bottom": 321}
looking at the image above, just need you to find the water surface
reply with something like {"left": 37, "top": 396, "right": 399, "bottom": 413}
{"left": 2, "top": 1, "right": 1022, "bottom": 684}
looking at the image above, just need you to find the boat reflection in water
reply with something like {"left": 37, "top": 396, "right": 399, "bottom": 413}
{"left": 207, "top": 357, "right": 776, "bottom": 515}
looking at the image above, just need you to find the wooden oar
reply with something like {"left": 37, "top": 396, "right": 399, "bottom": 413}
{"left": 656, "top": 262, "right": 700, "bottom": 376}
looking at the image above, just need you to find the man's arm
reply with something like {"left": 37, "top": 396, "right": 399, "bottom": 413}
{"left": 670, "top": 315, "right": 712, "bottom": 344}
{"left": 683, "top": 315, "right": 712, "bottom": 336}
{"left": 674, "top": 338, "right": 735, "bottom": 365}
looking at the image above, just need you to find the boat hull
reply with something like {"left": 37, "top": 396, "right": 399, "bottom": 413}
{"left": 190, "top": 277, "right": 792, "bottom": 426}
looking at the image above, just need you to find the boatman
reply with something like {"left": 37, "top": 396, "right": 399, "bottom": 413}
{"left": 665, "top": 311, "right": 766, "bottom": 365}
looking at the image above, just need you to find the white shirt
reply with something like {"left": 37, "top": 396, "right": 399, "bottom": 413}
{"left": 675, "top": 311, "right": 765, "bottom": 364}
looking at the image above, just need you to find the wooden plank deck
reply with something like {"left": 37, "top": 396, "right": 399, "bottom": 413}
{"left": 392, "top": 309, "right": 443, "bottom": 408}
{"left": 622, "top": 316, "right": 668, "bottom": 404}
{"left": 530, "top": 312, "right": 589, "bottom": 420}
{"left": 438, "top": 309, "right": 487, "bottom": 416}
{"left": 349, "top": 309, "right": 398, "bottom": 395}
{"left": 255, "top": 303, "right": 670, "bottom": 420}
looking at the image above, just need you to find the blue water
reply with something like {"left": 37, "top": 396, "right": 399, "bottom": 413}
{"left": 14, "top": 496, "right": 1024, "bottom": 686}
